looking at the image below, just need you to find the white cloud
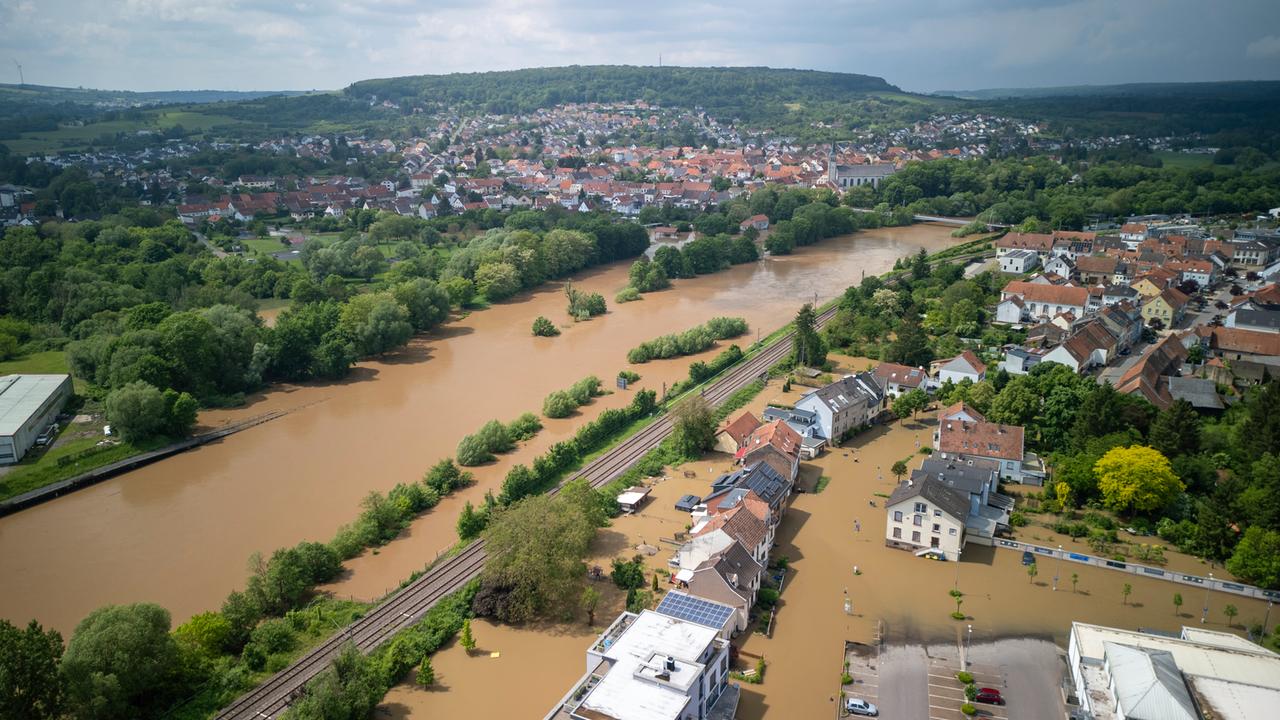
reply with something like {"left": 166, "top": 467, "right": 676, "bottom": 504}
{"left": 1246, "top": 35, "right": 1280, "bottom": 58}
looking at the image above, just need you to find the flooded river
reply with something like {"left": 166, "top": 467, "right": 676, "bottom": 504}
{"left": 0, "top": 225, "right": 959, "bottom": 635}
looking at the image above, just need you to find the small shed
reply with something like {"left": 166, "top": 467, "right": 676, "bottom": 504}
{"left": 674, "top": 494, "right": 702, "bottom": 512}
{"left": 616, "top": 486, "right": 652, "bottom": 514}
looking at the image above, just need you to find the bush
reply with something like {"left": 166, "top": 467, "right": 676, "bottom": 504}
{"left": 956, "top": 671, "right": 974, "bottom": 684}
{"left": 456, "top": 434, "right": 494, "bottom": 466}
{"left": 965, "top": 683, "right": 977, "bottom": 701}
{"left": 506, "top": 412, "right": 542, "bottom": 441}
{"left": 424, "top": 459, "right": 471, "bottom": 494}
{"left": 756, "top": 587, "right": 780, "bottom": 611}
{"left": 531, "top": 315, "right": 560, "bottom": 337}
{"left": 565, "top": 284, "right": 606, "bottom": 320}
{"left": 615, "top": 287, "right": 641, "bottom": 303}
{"left": 542, "top": 390, "right": 576, "bottom": 418}
{"left": 1009, "top": 511, "right": 1029, "bottom": 527}
{"left": 618, "top": 370, "right": 640, "bottom": 383}
{"left": 961, "top": 702, "right": 977, "bottom": 716}
{"left": 626, "top": 317, "right": 748, "bottom": 363}
{"left": 841, "top": 672, "right": 853, "bottom": 685}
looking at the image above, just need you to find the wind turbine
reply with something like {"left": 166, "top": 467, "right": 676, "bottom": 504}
{"left": 11, "top": 59, "right": 22, "bottom": 87}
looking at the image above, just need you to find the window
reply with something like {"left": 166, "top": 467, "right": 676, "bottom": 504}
{"left": 914, "top": 502, "right": 927, "bottom": 513}
{"left": 949, "top": 528, "right": 958, "bottom": 536}
{"left": 892, "top": 527, "right": 901, "bottom": 539}
{"left": 932, "top": 523, "right": 941, "bottom": 533}
{"left": 893, "top": 511, "right": 903, "bottom": 522}
{"left": 911, "top": 531, "right": 921, "bottom": 543}
{"left": 933, "top": 509, "right": 941, "bottom": 517}
{"left": 913, "top": 515, "right": 923, "bottom": 527}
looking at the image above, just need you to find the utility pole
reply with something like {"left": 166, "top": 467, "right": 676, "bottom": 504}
{"left": 1202, "top": 572, "right": 1213, "bottom": 623}
{"left": 1053, "top": 545, "right": 1062, "bottom": 591}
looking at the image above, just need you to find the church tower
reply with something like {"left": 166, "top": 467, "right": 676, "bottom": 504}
{"left": 827, "top": 141, "right": 837, "bottom": 184}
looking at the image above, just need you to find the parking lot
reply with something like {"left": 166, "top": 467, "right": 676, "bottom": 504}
{"left": 870, "top": 639, "right": 1065, "bottom": 719}
{"left": 839, "top": 641, "right": 880, "bottom": 718}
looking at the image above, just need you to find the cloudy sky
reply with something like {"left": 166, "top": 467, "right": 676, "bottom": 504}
{"left": 2, "top": 0, "right": 1278, "bottom": 93}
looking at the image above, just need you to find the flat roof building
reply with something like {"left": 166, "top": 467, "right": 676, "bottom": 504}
{"left": 545, "top": 608, "right": 739, "bottom": 720}
{"left": 0, "top": 374, "right": 72, "bottom": 464}
{"left": 1068, "top": 622, "right": 1280, "bottom": 720}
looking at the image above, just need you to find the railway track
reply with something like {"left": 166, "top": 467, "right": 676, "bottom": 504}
{"left": 216, "top": 305, "right": 836, "bottom": 720}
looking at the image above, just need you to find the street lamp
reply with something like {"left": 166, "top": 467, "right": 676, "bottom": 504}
{"left": 966, "top": 624, "right": 973, "bottom": 669}
{"left": 1053, "top": 544, "right": 1062, "bottom": 591}
{"left": 1202, "top": 573, "right": 1214, "bottom": 624}
{"left": 1264, "top": 601, "right": 1273, "bottom": 635}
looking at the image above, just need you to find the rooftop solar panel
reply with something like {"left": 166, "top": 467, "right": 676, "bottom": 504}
{"left": 656, "top": 591, "right": 735, "bottom": 629}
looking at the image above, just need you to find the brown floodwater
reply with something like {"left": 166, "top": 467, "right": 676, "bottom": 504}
{"left": 0, "top": 225, "right": 961, "bottom": 635}
{"left": 378, "top": 355, "right": 1275, "bottom": 720}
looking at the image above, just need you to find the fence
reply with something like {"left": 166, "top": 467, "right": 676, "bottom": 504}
{"left": 994, "top": 538, "right": 1280, "bottom": 602}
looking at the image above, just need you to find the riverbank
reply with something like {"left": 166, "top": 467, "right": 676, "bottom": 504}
{"left": 0, "top": 224, "right": 961, "bottom": 635}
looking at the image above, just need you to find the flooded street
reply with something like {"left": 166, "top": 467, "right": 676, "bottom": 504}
{"left": 0, "top": 225, "right": 958, "bottom": 635}
{"left": 379, "top": 355, "right": 1274, "bottom": 720}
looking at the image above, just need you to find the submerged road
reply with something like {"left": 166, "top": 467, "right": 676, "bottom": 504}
{"left": 215, "top": 306, "right": 837, "bottom": 720}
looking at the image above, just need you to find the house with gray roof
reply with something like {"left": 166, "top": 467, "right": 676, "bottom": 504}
{"left": 884, "top": 474, "right": 970, "bottom": 561}
{"left": 793, "top": 372, "right": 885, "bottom": 442}
{"left": 915, "top": 457, "right": 1015, "bottom": 546}
{"left": 704, "top": 460, "right": 791, "bottom": 517}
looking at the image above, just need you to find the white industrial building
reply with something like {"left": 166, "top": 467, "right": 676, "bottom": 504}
{"left": 1068, "top": 621, "right": 1280, "bottom": 720}
{"left": 0, "top": 374, "right": 73, "bottom": 464}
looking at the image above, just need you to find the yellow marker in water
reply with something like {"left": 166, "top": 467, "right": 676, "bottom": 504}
{"left": 490, "top": 651, "right": 501, "bottom": 658}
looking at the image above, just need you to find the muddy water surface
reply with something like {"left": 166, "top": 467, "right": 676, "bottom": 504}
{"left": 0, "top": 226, "right": 958, "bottom": 634}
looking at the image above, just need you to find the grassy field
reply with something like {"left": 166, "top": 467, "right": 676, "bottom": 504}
{"left": 1155, "top": 150, "right": 1216, "bottom": 169}
{"left": 0, "top": 432, "right": 170, "bottom": 502}
{"left": 0, "top": 350, "right": 69, "bottom": 375}
{"left": 241, "top": 236, "right": 292, "bottom": 256}
{"left": 5, "top": 109, "right": 249, "bottom": 154}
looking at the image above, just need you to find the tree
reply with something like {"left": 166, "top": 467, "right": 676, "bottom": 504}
{"left": 1094, "top": 446, "right": 1184, "bottom": 515}
{"left": 1149, "top": 400, "right": 1201, "bottom": 457}
{"left": 459, "top": 619, "right": 476, "bottom": 654}
{"left": 1071, "top": 573, "right": 1079, "bottom": 593}
{"left": 542, "top": 390, "right": 575, "bottom": 418}
{"left": 581, "top": 586, "right": 601, "bottom": 626}
{"left": 60, "top": 603, "right": 185, "bottom": 719}
{"left": 891, "top": 459, "right": 909, "bottom": 482}
{"left": 611, "top": 556, "right": 647, "bottom": 590}
{"left": 671, "top": 396, "right": 717, "bottom": 458}
{"left": 532, "top": 315, "right": 560, "bottom": 337}
{"left": 104, "top": 381, "right": 168, "bottom": 442}
{"left": 474, "top": 261, "right": 522, "bottom": 300}
{"left": 987, "top": 377, "right": 1040, "bottom": 427}
{"left": 1121, "top": 583, "right": 1132, "bottom": 606}
{"left": 1027, "top": 562, "right": 1038, "bottom": 584}
{"left": 885, "top": 318, "right": 933, "bottom": 367}
{"left": 1224, "top": 604, "right": 1239, "bottom": 627}
{"left": 893, "top": 388, "right": 928, "bottom": 420}
{"left": 338, "top": 292, "right": 413, "bottom": 356}
{"left": 1226, "top": 526, "right": 1280, "bottom": 589}
{"left": 392, "top": 278, "right": 451, "bottom": 332}
{"left": 162, "top": 388, "right": 199, "bottom": 438}
{"left": 0, "top": 619, "right": 63, "bottom": 720}
{"left": 1173, "top": 592, "right": 1183, "bottom": 616}
{"left": 416, "top": 657, "right": 435, "bottom": 687}
{"left": 792, "top": 303, "right": 826, "bottom": 368}
{"left": 456, "top": 501, "right": 486, "bottom": 540}
{"left": 172, "top": 611, "right": 232, "bottom": 658}
{"left": 477, "top": 493, "right": 594, "bottom": 622}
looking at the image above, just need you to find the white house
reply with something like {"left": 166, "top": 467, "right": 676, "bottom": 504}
{"left": 934, "top": 350, "right": 987, "bottom": 385}
{"left": 793, "top": 373, "right": 884, "bottom": 441}
{"left": 999, "top": 249, "right": 1040, "bottom": 274}
{"left": 872, "top": 362, "right": 927, "bottom": 399}
{"left": 884, "top": 476, "right": 969, "bottom": 560}
{"left": 997, "top": 280, "right": 1091, "bottom": 325}
{"left": 1043, "top": 255, "right": 1074, "bottom": 279}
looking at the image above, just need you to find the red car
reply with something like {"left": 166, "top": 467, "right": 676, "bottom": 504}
{"left": 975, "top": 688, "right": 1004, "bottom": 705}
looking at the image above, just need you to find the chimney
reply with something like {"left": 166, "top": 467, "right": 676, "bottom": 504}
{"left": 665, "top": 656, "right": 677, "bottom": 672}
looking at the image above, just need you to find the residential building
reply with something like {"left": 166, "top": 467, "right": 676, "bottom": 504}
{"left": 872, "top": 362, "right": 927, "bottom": 399}
{"left": 1196, "top": 326, "right": 1280, "bottom": 363}
{"left": 999, "top": 249, "right": 1039, "bottom": 274}
{"left": 1225, "top": 308, "right": 1280, "bottom": 334}
{"left": 997, "top": 280, "right": 1091, "bottom": 324}
{"left": 691, "top": 502, "right": 770, "bottom": 565}
{"left": 1113, "top": 334, "right": 1189, "bottom": 409}
{"left": 934, "top": 350, "right": 987, "bottom": 385}
{"left": 1043, "top": 255, "right": 1074, "bottom": 278}
{"left": 1119, "top": 222, "right": 1149, "bottom": 246}
{"left": 1001, "top": 345, "right": 1048, "bottom": 375}
{"left": 1067, "top": 622, "right": 1280, "bottom": 720}
{"left": 938, "top": 401, "right": 985, "bottom": 423}
{"left": 1076, "top": 255, "right": 1119, "bottom": 285}
{"left": 793, "top": 373, "right": 885, "bottom": 441}
{"left": 703, "top": 461, "right": 792, "bottom": 518}
{"left": 739, "top": 214, "right": 769, "bottom": 232}
{"left": 545, "top": 609, "right": 738, "bottom": 720}
{"left": 712, "top": 412, "right": 759, "bottom": 456}
{"left": 758, "top": 406, "right": 825, "bottom": 458}
{"left": 1141, "top": 287, "right": 1190, "bottom": 328}
{"left": 935, "top": 417, "right": 1037, "bottom": 483}
{"left": 1167, "top": 376, "right": 1225, "bottom": 412}
{"left": 914, "top": 457, "right": 1014, "bottom": 546}
{"left": 739, "top": 420, "right": 801, "bottom": 482}
{"left": 675, "top": 541, "right": 763, "bottom": 634}
{"left": 995, "top": 232, "right": 1054, "bottom": 260}
{"left": 884, "top": 474, "right": 969, "bottom": 560}
{"left": 1041, "top": 319, "right": 1118, "bottom": 373}
{"left": 0, "top": 374, "right": 73, "bottom": 465}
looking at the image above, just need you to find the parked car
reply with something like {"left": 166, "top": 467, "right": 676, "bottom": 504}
{"left": 845, "top": 697, "right": 878, "bottom": 716}
{"left": 1021, "top": 551, "right": 1035, "bottom": 566}
{"left": 975, "top": 688, "right": 1005, "bottom": 705}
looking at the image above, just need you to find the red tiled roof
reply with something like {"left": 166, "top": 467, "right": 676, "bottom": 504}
{"left": 1002, "top": 280, "right": 1091, "bottom": 308}
{"left": 718, "top": 412, "right": 761, "bottom": 449}
{"left": 937, "top": 420, "right": 1024, "bottom": 462}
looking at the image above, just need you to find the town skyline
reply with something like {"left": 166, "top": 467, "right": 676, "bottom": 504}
{"left": 2, "top": 0, "right": 1279, "bottom": 93}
